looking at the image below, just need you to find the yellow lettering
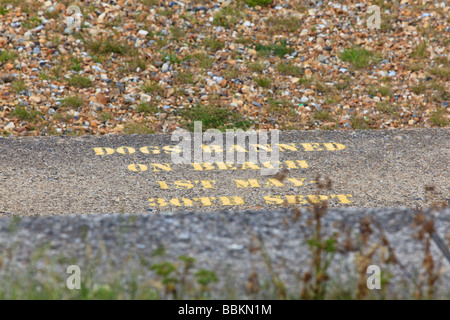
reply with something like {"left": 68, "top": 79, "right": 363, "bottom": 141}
{"left": 219, "top": 196, "right": 245, "bottom": 205}
{"left": 226, "top": 162, "right": 237, "bottom": 170}
{"left": 264, "top": 195, "right": 284, "bottom": 205}
{"left": 294, "top": 160, "right": 309, "bottom": 169}
{"left": 139, "top": 146, "right": 160, "bottom": 154}
{"left": 331, "top": 194, "right": 352, "bottom": 204}
{"left": 215, "top": 162, "right": 229, "bottom": 170}
{"left": 191, "top": 163, "right": 215, "bottom": 171}
{"left": 156, "top": 181, "right": 169, "bottom": 189}
{"left": 278, "top": 143, "right": 298, "bottom": 151}
{"left": 234, "top": 179, "right": 261, "bottom": 188}
{"left": 200, "top": 180, "right": 216, "bottom": 189}
{"left": 169, "top": 198, "right": 193, "bottom": 206}
{"left": 323, "top": 143, "right": 345, "bottom": 151}
{"left": 174, "top": 180, "right": 194, "bottom": 189}
{"left": 285, "top": 195, "right": 307, "bottom": 204}
{"left": 93, "top": 147, "right": 115, "bottom": 155}
{"left": 262, "top": 161, "right": 281, "bottom": 169}
{"left": 149, "top": 163, "right": 172, "bottom": 172}
{"left": 283, "top": 160, "right": 309, "bottom": 169}
{"left": 286, "top": 178, "right": 306, "bottom": 186}
{"left": 266, "top": 179, "right": 285, "bottom": 187}
{"left": 250, "top": 144, "right": 272, "bottom": 152}
{"left": 117, "top": 146, "right": 136, "bottom": 155}
{"left": 228, "top": 145, "right": 248, "bottom": 153}
{"left": 163, "top": 145, "right": 182, "bottom": 154}
{"left": 283, "top": 161, "right": 298, "bottom": 169}
{"left": 300, "top": 143, "right": 323, "bottom": 151}
{"left": 191, "top": 163, "right": 203, "bottom": 171}
{"left": 201, "top": 145, "right": 224, "bottom": 153}
{"left": 128, "top": 164, "right": 148, "bottom": 172}
{"left": 241, "top": 162, "right": 260, "bottom": 170}
{"left": 307, "top": 195, "right": 329, "bottom": 203}
{"left": 285, "top": 195, "right": 297, "bottom": 204}
{"left": 195, "top": 197, "right": 215, "bottom": 206}
{"left": 148, "top": 198, "right": 168, "bottom": 207}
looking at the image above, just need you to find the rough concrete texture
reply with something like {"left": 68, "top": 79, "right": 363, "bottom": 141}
{"left": 0, "top": 129, "right": 448, "bottom": 215}
{"left": 0, "top": 208, "right": 449, "bottom": 297}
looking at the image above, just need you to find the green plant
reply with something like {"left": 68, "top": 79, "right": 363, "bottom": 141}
{"left": 248, "top": 61, "right": 265, "bottom": 73}
{"left": 254, "top": 76, "right": 271, "bottom": 88}
{"left": 139, "top": 0, "right": 159, "bottom": 5}
{"left": 126, "top": 56, "right": 147, "bottom": 73}
{"left": 53, "top": 112, "right": 72, "bottom": 122}
{"left": 142, "top": 82, "right": 164, "bottom": 96}
{"left": 314, "top": 111, "right": 333, "bottom": 121}
{"left": 378, "top": 86, "right": 392, "bottom": 97}
{"left": 266, "top": 16, "right": 302, "bottom": 33}
{"left": 11, "top": 80, "right": 26, "bottom": 93}
{"left": 136, "top": 103, "right": 158, "bottom": 114}
{"left": 235, "top": 35, "right": 252, "bottom": 45}
{"left": 255, "top": 39, "right": 294, "bottom": 57}
{"left": 39, "top": 71, "right": 52, "bottom": 80}
{"left": 69, "top": 56, "right": 82, "bottom": 72}
{"left": 193, "top": 52, "right": 213, "bottom": 69}
{"left": 213, "top": 4, "right": 245, "bottom": 28}
{"left": 51, "top": 35, "right": 60, "bottom": 47}
{"left": 170, "top": 27, "right": 186, "bottom": 41}
{"left": 222, "top": 69, "right": 239, "bottom": 80}
{"left": 150, "top": 262, "right": 178, "bottom": 298}
{"left": 50, "top": 63, "right": 63, "bottom": 79}
{"left": 255, "top": 233, "right": 287, "bottom": 299}
{"left": 98, "top": 112, "right": 113, "bottom": 122}
{"left": 157, "top": 8, "right": 174, "bottom": 17}
{"left": 295, "top": 178, "right": 338, "bottom": 299}
{"left": 204, "top": 37, "right": 224, "bottom": 51}
{"left": 407, "top": 62, "right": 424, "bottom": 72}
{"left": 82, "top": 36, "right": 131, "bottom": 56}
{"left": 67, "top": 75, "right": 92, "bottom": 88}
{"left": 244, "top": 0, "right": 273, "bottom": 7}
{"left": 154, "top": 37, "right": 168, "bottom": 49}
{"left": 61, "top": 96, "right": 84, "bottom": 108}
{"left": 92, "top": 55, "right": 103, "bottom": 64}
{"left": 22, "top": 16, "right": 42, "bottom": 29}
{"left": 174, "top": 71, "right": 194, "bottom": 84}
{"left": 429, "top": 81, "right": 448, "bottom": 102}
{"left": 340, "top": 46, "right": 380, "bottom": 69}
{"left": 350, "top": 115, "right": 370, "bottom": 129}
{"left": 376, "top": 102, "right": 398, "bottom": 115}
{"left": 430, "top": 108, "right": 449, "bottom": 127}
{"left": 44, "top": 8, "right": 60, "bottom": 19}
{"left": 411, "top": 83, "right": 427, "bottom": 95}
{"left": 181, "top": 104, "right": 253, "bottom": 131}
{"left": 429, "top": 67, "right": 450, "bottom": 79}
{"left": 276, "top": 62, "right": 303, "bottom": 76}
{"left": 0, "top": 50, "right": 17, "bottom": 64}
{"left": 12, "top": 106, "right": 42, "bottom": 121}
{"left": 411, "top": 41, "right": 429, "bottom": 59}
{"left": 123, "top": 122, "right": 154, "bottom": 134}
{"left": 0, "top": 7, "right": 9, "bottom": 15}
{"left": 194, "top": 270, "right": 218, "bottom": 298}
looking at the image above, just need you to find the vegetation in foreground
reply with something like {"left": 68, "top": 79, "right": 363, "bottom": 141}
{"left": 0, "top": 182, "right": 448, "bottom": 300}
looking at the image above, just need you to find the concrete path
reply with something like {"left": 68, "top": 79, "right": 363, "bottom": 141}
{"left": 0, "top": 129, "right": 448, "bottom": 215}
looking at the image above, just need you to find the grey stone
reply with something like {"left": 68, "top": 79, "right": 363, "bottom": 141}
{"left": 161, "top": 62, "right": 170, "bottom": 73}
{"left": 318, "top": 54, "right": 328, "bottom": 63}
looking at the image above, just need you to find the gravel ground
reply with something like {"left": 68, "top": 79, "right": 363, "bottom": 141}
{"left": 1, "top": 208, "right": 449, "bottom": 298}
{"left": 0, "top": 0, "right": 449, "bottom": 137}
